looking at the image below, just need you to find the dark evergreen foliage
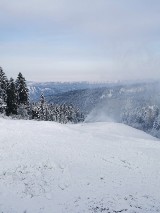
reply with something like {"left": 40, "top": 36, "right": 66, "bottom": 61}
{"left": 0, "top": 67, "right": 84, "bottom": 123}
{"left": 6, "top": 78, "right": 18, "bottom": 116}
{"left": 16, "top": 72, "right": 29, "bottom": 105}
{"left": 0, "top": 67, "right": 8, "bottom": 113}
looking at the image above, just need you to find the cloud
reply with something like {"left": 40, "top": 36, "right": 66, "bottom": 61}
{"left": 0, "top": 0, "right": 160, "bottom": 81}
{"left": 1, "top": 0, "right": 160, "bottom": 40}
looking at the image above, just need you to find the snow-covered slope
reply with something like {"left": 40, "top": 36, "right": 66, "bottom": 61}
{"left": 0, "top": 118, "right": 160, "bottom": 213}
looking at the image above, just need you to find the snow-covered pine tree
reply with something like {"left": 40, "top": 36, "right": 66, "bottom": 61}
{"left": 39, "top": 93, "right": 46, "bottom": 120}
{"left": 6, "top": 78, "right": 18, "bottom": 116}
{"left": 0, "top": 67, "right": 8, "bottom": 113}
{"left": 16, "top": 72, "right": 29, "bottom": 118}
{"left": 30, "top": 102, "right": 40, "bottom": 120}
{"left": 48, "top": 104, "right": 57, "bottom": 122}
{"left": 16, "top": 72, "right": 29, "bottom": 105}
{"left": 32, "top": 93, "right": 49, "bottom": 121}
{"left": 66, "top": 104, "right": 76, "bottom": 123}
{"left": 151, "top": 110, "right": 160, "bottom": 137}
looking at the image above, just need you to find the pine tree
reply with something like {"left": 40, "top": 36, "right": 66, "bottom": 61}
{"left": 16, "top": 72, "right": 29, "bottom": 105}
{"left": 30, "top": 102, "right": 40, "bottom": 120}
{"left": 6, "top": 78, "right": 17, "bottom": 116}
{"left": 0, "top": 67, "right": 8, "bottom": 113}
{"left": 16, "top": 72, "right": 29, "bottom": 118}
{"left": 39, "top": 93, "right": 45, "bottom": 120}
{"left": 39, "top": 93, "right": 49, "bottom": 121}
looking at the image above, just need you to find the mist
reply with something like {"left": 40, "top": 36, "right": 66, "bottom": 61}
{"left": 85, "top": 107, "right": 116, "bottom": 123}
{"left": 85, "top": 95, "right": 123, "bottom": 123}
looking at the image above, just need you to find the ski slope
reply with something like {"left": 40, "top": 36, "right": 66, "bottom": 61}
{"left": 0, "top": 118, "right": 160, "bottom": 213}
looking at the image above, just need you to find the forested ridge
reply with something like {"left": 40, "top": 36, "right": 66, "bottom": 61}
{"left": 1, "top": 66, "right": 160, "bottom": 138}
{"left": 0, "top": 67, "right": 84, "bottom": 123}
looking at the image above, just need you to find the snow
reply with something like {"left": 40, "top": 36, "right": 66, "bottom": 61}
{"left": 119, "top": 87, "right": 144, "bottom": 94}
{"left": 100, "top": 90, "right": 113, "bottom": 99}
{"left": 0, "top": 118, "right": 160, "bottom": 213}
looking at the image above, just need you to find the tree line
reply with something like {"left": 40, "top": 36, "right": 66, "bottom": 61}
{"left": 121, "top": 100, "right": 160, "bottom": 138}
{"left": 0, "top": 67, "right": 84, "bottom": 123}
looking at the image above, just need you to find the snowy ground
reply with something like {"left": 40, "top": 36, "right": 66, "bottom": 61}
{"left": 0, "top": 118, "right": 160, "bottom": 213}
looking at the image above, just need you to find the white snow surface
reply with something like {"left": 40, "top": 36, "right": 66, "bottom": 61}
{"left": 0, "top": 118, "right": 160, "bottom": 213}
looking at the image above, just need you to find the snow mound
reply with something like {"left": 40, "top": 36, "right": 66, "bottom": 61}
{"left": 0, "top": 118, "right": 160, "bottom": 213}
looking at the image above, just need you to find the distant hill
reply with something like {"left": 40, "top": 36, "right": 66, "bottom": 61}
{"left": 28, "top": 80, "right": 160, "bottom": 138}
{"left": 27, "top": 81, "right": 116, "bottom": 102}
{"left": 45, "top": 81, "right": 160, "bottom": 115}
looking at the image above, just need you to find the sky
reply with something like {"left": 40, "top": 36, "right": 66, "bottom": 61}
{"left": 0, "top": 0, "right": 160, "bottom": 82}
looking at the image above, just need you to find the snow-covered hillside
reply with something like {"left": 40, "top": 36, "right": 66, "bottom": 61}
{"left": 27, "top": 81, "right": 111, "bottom": 101}
{"left": 0, "top": 118, "right": 160, "bottom": 213}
